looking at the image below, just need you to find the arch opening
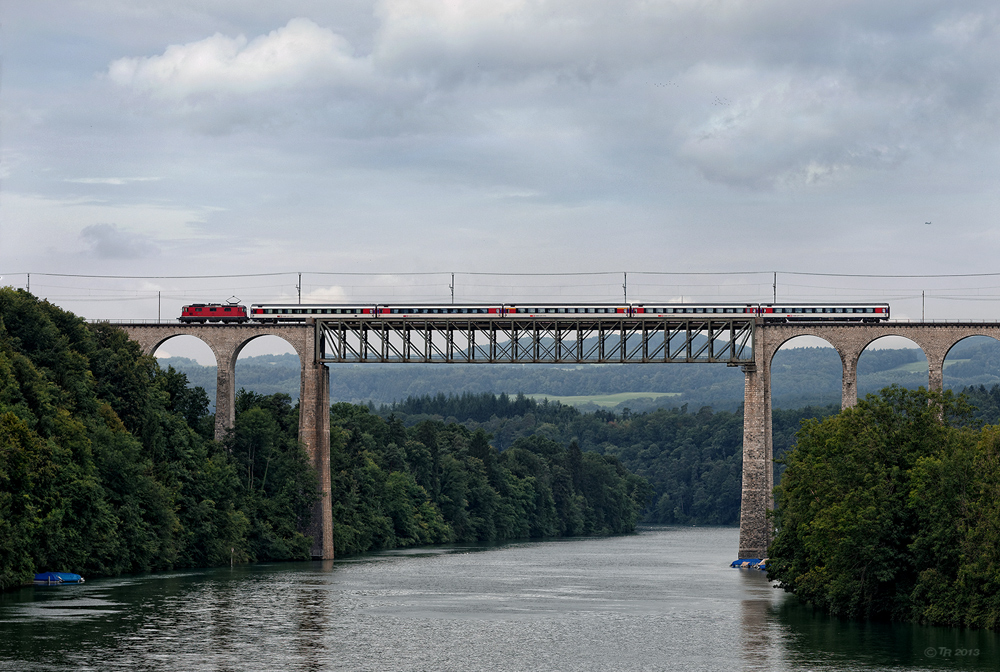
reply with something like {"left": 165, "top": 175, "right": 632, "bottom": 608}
{"left": 152, "top": 335, "right": 218, "bottom": 410}
{"left": 943, "top": 336, "right": 1000, "bottom": 420}
{"left": 233, "top": 335, "right": 303, "bottom": 404}
{"left": 151, "top": 334, "right": 217, "bottom": 367}
{"left": 769, "top": 335, "right": 842, "bottom": 487}
{"left": 769, "top": 335, "right": 842, "bottom": 410}
{"left": 857, "top": 335, "right": 928, "bottom": 398}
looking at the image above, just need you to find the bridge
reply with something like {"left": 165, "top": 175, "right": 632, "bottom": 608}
{"left": 116, "top": 316, "right": 1000, "bottom": 562}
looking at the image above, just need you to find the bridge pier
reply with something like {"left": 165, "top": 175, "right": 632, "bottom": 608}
{"left": 214, "top": 349, "right": 237, "bottom": 442}
{"left": 840, "top": 351, "right": 858, "bottom": 409}
{"left": 300, "top": 354, "right": 333, "bottom": 559}
{"left": 738, "top": 321, "right": 772, "bottom": 559}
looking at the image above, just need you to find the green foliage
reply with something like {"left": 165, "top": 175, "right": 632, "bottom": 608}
{"left": 769, "top": 385, "right": 1000, "bottom": 629}
{"left": 327, "top": 404, "right": 650, "bottom": 556}
{"left": 958, "top": 384, "right": 1000, "bottom": 425}
{"left": 0, "top": 288, "right": 316, "bottom": 590}
{"left": 381, "top": 391, "right": 836, "bottom": 525}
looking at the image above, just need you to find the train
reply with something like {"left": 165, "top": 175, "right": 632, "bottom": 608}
{"left": 179, "top": 302, "right": 890, "bottom": 324}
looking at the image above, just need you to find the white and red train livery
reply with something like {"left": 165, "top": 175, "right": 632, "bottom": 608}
{"left": 179, "top": 302, "right": 890, "bottom": 324}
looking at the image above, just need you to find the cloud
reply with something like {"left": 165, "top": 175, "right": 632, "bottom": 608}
{"left": 100, "top": 2, "right": 1000, "bottom": 189}
{"left": 108, "top": 17, "right": 372, "bottom": 100}
{"left": 80, "top": 224, "right": 161, "bottom": 259}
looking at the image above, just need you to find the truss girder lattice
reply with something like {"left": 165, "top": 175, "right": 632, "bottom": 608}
{"left": 316, "top": 317, "right": 754, "bottom": 365}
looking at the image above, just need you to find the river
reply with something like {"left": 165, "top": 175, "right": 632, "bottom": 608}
{"left": 1, "top": 526, "right": 996, "bottom": 671}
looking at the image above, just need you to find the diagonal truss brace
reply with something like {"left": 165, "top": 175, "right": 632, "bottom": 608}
{"left": 316, "top": 317, "right": 755, "bottom": 365}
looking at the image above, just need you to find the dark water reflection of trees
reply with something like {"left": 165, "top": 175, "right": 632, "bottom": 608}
{"left": 771, "top": 591, "right": 998, "bottom": 670}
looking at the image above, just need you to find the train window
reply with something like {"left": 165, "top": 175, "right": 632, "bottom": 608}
{"left": 865, "top": 308, "right": 874, "bottom": 313}
{"left": 557, "top": 308, "right": 565, "bottom": 313}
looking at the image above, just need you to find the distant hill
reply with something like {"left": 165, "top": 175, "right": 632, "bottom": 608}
{"left": 157, "top": 336, "right": 1000, "bottom": 412}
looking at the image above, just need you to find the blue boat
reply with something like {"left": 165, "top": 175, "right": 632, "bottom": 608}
{"left": 33, "top": 572, "right": 85, "bottom": 584}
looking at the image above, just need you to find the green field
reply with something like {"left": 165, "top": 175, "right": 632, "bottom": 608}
{"left": 890, "top": 358, "right": 969, "bottom": 374}
{"left": 524, "top": 392, "right": 681, "bottom": 408}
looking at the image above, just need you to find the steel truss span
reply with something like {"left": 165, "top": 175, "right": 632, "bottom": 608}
{"left": 315, "top": 316, "right": 755, "bottom": 365}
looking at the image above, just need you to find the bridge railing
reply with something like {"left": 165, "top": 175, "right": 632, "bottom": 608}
{"left": 89, "top": 319, "right": 177, "bottom": 325}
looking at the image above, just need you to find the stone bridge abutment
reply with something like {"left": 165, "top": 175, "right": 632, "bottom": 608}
{"left": 119, "top": 323, "right": 333, "bottom": 560}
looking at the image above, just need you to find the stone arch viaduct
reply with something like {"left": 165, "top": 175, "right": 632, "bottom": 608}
{"left": 117, "top": 319, "right": 1000, "bottom": 563}
{"left": 739, "top": 321, "right": 1000, "bottom": 559}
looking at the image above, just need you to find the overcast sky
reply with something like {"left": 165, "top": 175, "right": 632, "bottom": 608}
{"left": 3, "top": 0, "right": 1000, "bottom": 332}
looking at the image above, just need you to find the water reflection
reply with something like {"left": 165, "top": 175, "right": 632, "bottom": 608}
{"left": 293, "top": 561, "right": 334, "bottom": 672}
{"left": 774, "top": 589, "right": 998, "bottom": 670}
{"left": 1, "top": 528, "right": 999, "bottom": 672}
{"left": 740, "top": 569, "right": 781, "bottom": 670}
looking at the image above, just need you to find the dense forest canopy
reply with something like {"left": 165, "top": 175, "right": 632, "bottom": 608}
{"left": 379, "top": 391, "right": 840, "bottom": 525}
{"left": 768, "top": 386, "right": 1000, "bottom": 630}
{"left": 0, "top": 288, "right": 318, "bottom": 590}
{"left": 328, "top": 403, "right": 652, "bottom": 554}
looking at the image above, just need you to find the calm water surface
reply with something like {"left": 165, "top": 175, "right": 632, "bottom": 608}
{"left": 1, "top": 526, "right": 997, "bottom": 671}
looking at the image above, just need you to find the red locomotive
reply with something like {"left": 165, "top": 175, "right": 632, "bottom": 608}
{"left": 179, "top": 303, "right": 249, "bottom": 323}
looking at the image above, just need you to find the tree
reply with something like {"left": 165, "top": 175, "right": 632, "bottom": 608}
{"left": 768, "top": 385, "right": 987, "bottom": 624}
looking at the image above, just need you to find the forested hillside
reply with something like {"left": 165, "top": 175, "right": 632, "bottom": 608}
{"left": 379, "top": 391, "right": 841, "bottom": 525}
{"left": 0, "top": 289, "right": 316, "bottom": 590}
{"left": 328, "top": 404, "right": 651, "bottom": 554}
